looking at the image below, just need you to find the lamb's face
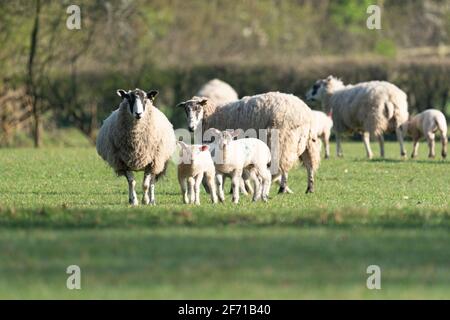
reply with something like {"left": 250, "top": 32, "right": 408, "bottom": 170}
{"left": 116, "top": 88, "right": 158, "bottom": 120}
{"left": 306, "top": 80, "right": 326, "bottom": 102}
{"left": 177, "top": 98, "right": 208, "bottom": 132}
{"left": 177, "top": 141, "right": 209, "bottom": 164}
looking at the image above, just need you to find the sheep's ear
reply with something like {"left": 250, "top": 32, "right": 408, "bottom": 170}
{"left": 200, "top": 145, "right": 209, "bottom": 152}
{"left": 147, "top": 90, "right": 159, "bottom": 101}
{"left": 230, "top": 129, "right": 242, "bottom": 138}
{"left": 176, "top": 102, "right": 186, "bottom": 108}
{"left": 117, "top": 89, "right": 127, "bottom": 98}
{"left": 326, "top": 75, "right": 334, "bottom": 82}
{"left": 199, "top": 98, "right": 208, "bottom": 106}
{"left": 206, "top": 128, "right": 222, "bottom": 137}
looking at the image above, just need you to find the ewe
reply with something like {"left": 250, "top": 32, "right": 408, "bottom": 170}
{"left": 177, "top": 141, "right": 218, "bottom": 205}
{"left": 306, "top": 76, "right": 409, "bottom": 159}
{"left": 177, "top": 92, "right": 320, "bottom": 194}
{"left": 403, "top": 109, "right": 448, "bottom": 159}
{"left": 96, "top": 89, "right": 176, "bottom": 206}
{"left": 209, "top": 129, "right": 272, "bottom": 204}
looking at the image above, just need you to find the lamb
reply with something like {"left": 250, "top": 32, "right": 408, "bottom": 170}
{"left": 177, "top": 141, "right": 218, "bottom": 205}
{"left": 177, "top": 92, "right": 320, "bottom": 194}
{"left": 209, "top": 129, "right": 272, "bottom": 203}
{"left": 311, "top": 110, "right": 333, "bottom": 159}
{"left": 306, "top": 76, "right": 409, "bottom": 159}
{"left": 196, "top": 78, "right": 239, "bottom": 106}
{"left": 96, "top": 88, "right": 176, "bottom": 206}
{"left": 403, "top": 109, "right": 448, "bottom": 159}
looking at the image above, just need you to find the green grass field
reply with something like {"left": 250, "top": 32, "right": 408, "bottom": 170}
{"left": 0, "top": 142, "right": 449, "bottom": 299}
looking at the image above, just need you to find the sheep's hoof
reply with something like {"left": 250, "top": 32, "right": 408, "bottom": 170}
{"left": 305, "top": 187, "right": 314, "bottom": 194}
{"left": 278, "top": 186, "right": 294, "bottom": 194}
{"left": 442, "top": 153, "right": 447, "bottom": 159}
{"left": 142, "top": 196, "right": 150, "bottom": 205}
{"left": 129, "top": 198, "right": 139, "bottom": 206}
{"left": 149, "top": 200, "right": 156, "bottom": 206}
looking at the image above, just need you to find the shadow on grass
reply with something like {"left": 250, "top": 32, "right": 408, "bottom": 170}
{"left": 0, "top": 206, "right": 448, "bottom": 230}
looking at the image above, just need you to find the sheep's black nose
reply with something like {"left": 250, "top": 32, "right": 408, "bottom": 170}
{"left": 188, "top": 127, "right": 194, "bottom": 132}
{"left": 135, "top": 113, "right": 142, "bottom": 119}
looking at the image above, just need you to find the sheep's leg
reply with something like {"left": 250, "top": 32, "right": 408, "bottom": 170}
{"left": 441, "top": 131, "right": 447, "bottom": 159}
{"left": 249, "top": 169, "right": 262, "bottom": 202}
{"left": 194, "top": 173, "right": 203, "bottom": 205}
{"left": 205, "top": 171, "right": 218, "bottom": 204}
{"left": 278, "top": 172, "right": 294, "bottom": 194}
{"left": 188, "top": 177, "right": 195, "bottom": 204}
{"left": 300, "top": 153, "right": 315, "bottom": 194}
{"left": 147, "top": 174, "right": 157, "bottom": 205}
{"left": 201, "top": 176, "right": 211, "bottom": 194}
{"left": 142, "top": 168, "right": 152, "bottom": 205}
{"left": 377, "top": 134, "right": 385, "bottom": 158}
{"left": 411, "top": 138, "right": 419, "bottom": 159}
{"left": 216, "top": 173, "right": 225, "bottom": 202}
{"left": 323, "top": 133, "right": 331, "bottom": 159}
{"left": 179, "top": 175, "right": 189, "bottom": 204}
{"left": 125, "top": 171, "right": 138, "bottom": 206}
{"left": 244, "top": 179, "right": 254, "bottom": 196}
{"left": 427, "top": 132, "right": 436, "bottom": 158}
{"left": 231, "top": 170, "right": 242, "bottom": 204}
{"left": 362, "top": 131, "right": 373, "bottom": 159}
{"left": 259, "top": 167, "right": 272, "bottom": 202}
{"left": 335, "top": 132, "right": 344, "bottom": 157}
{"left": 396, "top": 127, "right": 407, "bottom": 158}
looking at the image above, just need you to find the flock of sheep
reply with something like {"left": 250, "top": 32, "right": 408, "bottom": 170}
{"left": 96, "top": 77, "right": 448, "bottom": 206}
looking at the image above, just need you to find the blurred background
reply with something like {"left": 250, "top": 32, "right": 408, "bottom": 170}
{"left": 1, "top": 0, "right": 450, "bottom": 147}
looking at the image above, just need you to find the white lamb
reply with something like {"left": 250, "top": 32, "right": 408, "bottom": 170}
{"left": 306, "top": 76, "right": 409, "bottom": 159}
{"left": 403, "top": 109, "right": 448, "bottom": 159}
{"left": 311, "top": 110, "right": 333, "bottom": 159}
{"left": 177, "top": 141, "right": 218, "bottom": 205}
{"left": 96, "top": 88, "right": 176, "bottom": 206}
{"left": 196, "top": 78, "right": 239, "bottom": 106}
{"left": 209, "top": 129, "right": 272, "bottom": 204}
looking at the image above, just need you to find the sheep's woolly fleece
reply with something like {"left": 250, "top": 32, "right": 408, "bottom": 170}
{"left": 194, "top": 91, "right": 321, "bottom": 177}
{"left": 96, "top": 98, "right": 176, "bottom": 177}
{"left": 322, "top": 77, "right": 409, "bottom": 136}
{"left": 196, "top": 78, "right": 239, "bottom": 106}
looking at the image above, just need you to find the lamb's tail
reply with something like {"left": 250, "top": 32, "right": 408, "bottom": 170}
{"left": 436, "top": 117, "right": 448, "bottom": 159}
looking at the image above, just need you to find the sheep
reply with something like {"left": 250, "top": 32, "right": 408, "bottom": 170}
{"left": 196, "top": 78, "right": 239, "bottom": 106}
{"left": 96, "top": 88, "right": 176, "bottom": 206}
{"left": 311, "top": 110, "right": 333, "bottom": 159}
{"left": 403, "top": 109, "right": 448, "bottom": 159}
{"left": 176, "top": 92, "right": 320, "bottom": 194}
{"left": 306, "top": 76, "right": 409, "bottom": 159}
{"left": 208, "top": 129, "right": 272, "bottom": 203}
{"left": 177, "top": 141, "right": 218, "bottom": 205}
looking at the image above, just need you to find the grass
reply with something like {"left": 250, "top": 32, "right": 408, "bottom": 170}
{"left": 0, "top": 141, "right": 449, "bottom": 299}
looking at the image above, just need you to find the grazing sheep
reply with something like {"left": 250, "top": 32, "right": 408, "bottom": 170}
{"left": 177, "top": 141, "right": 218, "bottom": 205}
{"left": 209, "top": 129, "right": 272, "bottom": 203}
{"left": 306, "top": 76, "right": 409, "bottom": 159}
{"left": 96, "top": 88, "right": 176, "bottom": 206}
{"left": 403, "top": 109, "right": 448, "bottom": 159}
{"left": 196, "top": 78, "right": 239, "bottom": 106}
{"left": 311, "top": 110, "right": 333, "bottom": 159}
{"left": 177, "top": 92, "right": 320, "bottom": 194}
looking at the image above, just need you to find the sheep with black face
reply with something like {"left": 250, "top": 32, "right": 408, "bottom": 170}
{"left": 96, "top": 88, "right": 176, "bottom": 206}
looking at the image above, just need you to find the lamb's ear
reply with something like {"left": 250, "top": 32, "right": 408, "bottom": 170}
{"left": 200, "top": 145, "right": 209, "bottom": 152}
{"left": 199, "top": 98, "right": 208, "bottom": 106}
{"left": 147, "top": 90, "right": 159, "bottom": 101}
{"left": 117, "top": 89, "right": 127, "bottom": 99}
{"left": 230, "top": 129, "right": 243, "bottom": 138}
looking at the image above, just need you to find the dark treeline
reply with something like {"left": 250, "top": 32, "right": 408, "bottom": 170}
{"left": 1, "top": 0, "right": 450, "bottom": 146}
